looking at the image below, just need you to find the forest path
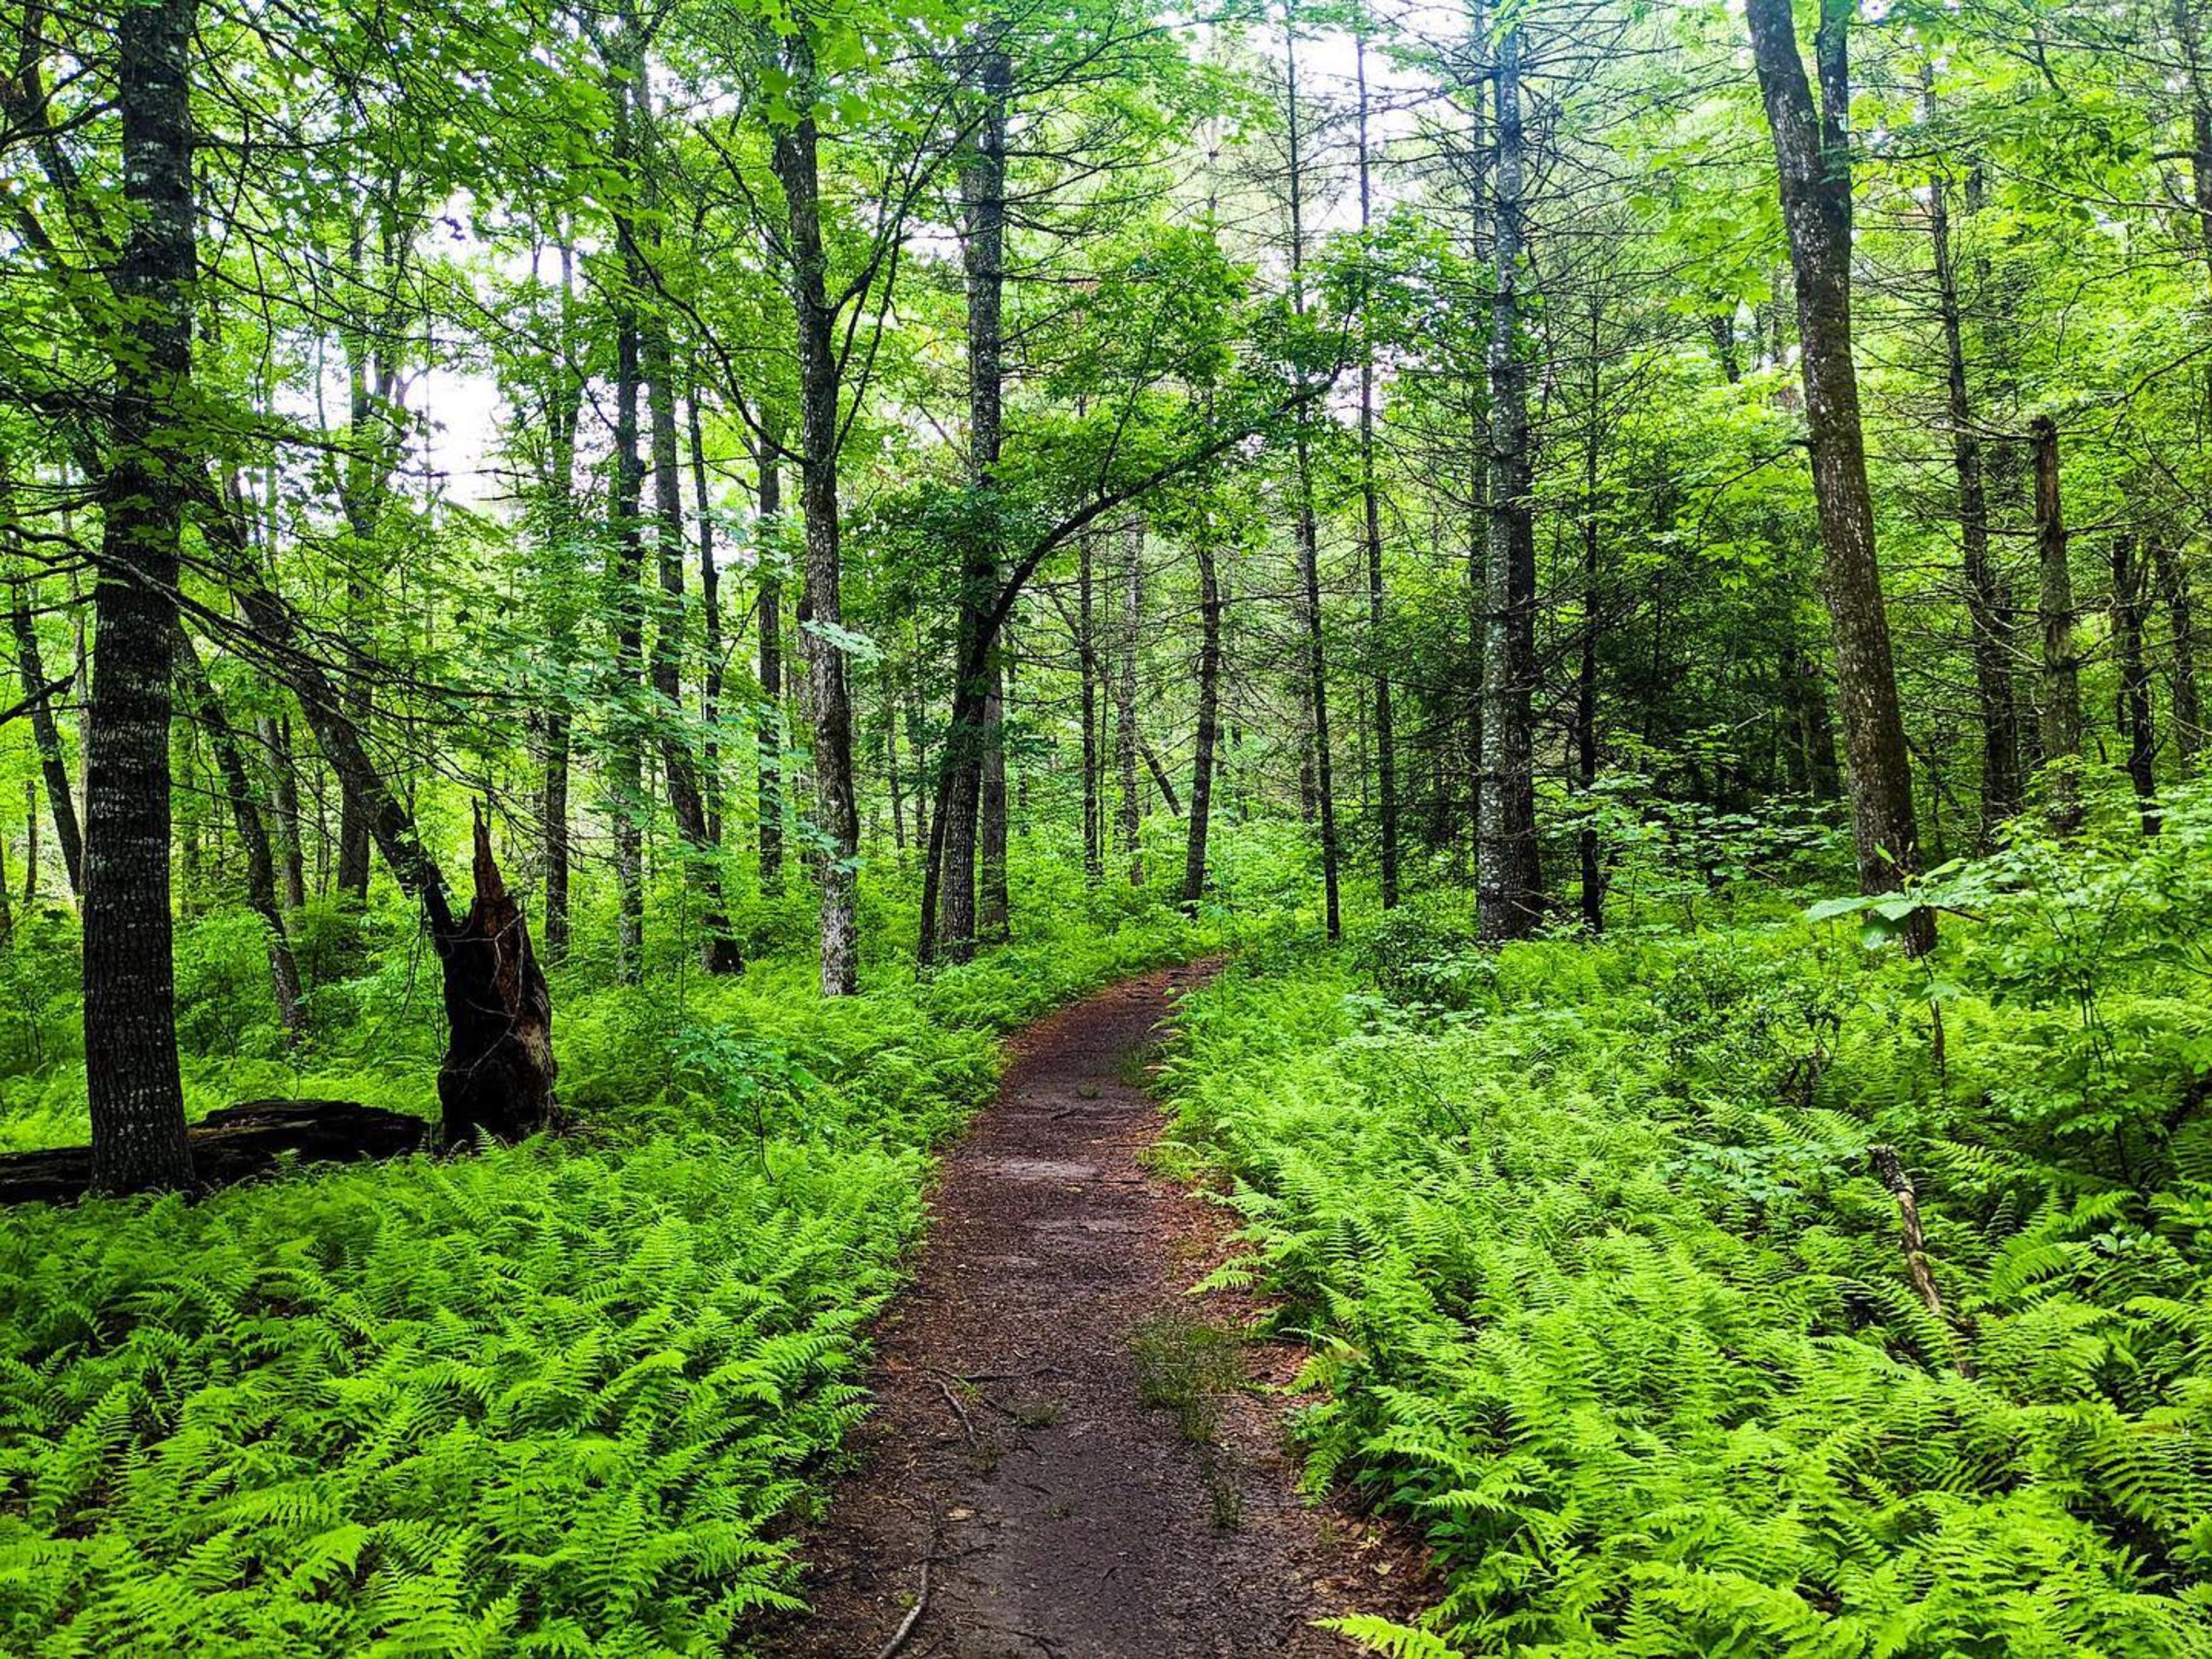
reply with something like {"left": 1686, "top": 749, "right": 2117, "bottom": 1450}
{"left": 771, "top": 963, "right": 1407, "bottom": 1658}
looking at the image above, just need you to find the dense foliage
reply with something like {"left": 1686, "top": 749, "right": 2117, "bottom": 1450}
{"left": 1165, "top": 790, "right": 2212, "bottom": 1654}
{"left": 0, "top": 863, "right": 1236, "bottom": 1654}
{"left": 6, "top": 0, "right": 2212, "bottom": 1642}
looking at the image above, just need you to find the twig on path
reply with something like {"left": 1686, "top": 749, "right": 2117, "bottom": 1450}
{"left": 873, "top": 1558, "right": 930, "bottom": 1659}
{"left": 930, "top": 1373, "right": 980, "bottom": 1446}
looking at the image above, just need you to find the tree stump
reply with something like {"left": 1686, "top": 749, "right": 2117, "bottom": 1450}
{"left": 435, "top": 805, "right": 556, "bottom": 1147}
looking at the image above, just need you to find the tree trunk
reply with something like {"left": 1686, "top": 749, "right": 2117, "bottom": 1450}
{"left": 1080, "top": 531, "right": 1103, "bottom": 885}
{"left": 541, "top": 709, "right": 570, "bottom": 964}
{"left": 1745, "top": 0, "right": 1931, "bottom": 953}
{"left": 979, "top": 665, "right": 1009, "bottom": 941}
{"left": 1478, "top": 18, "right": 1544, "bottom": 944}
{"left": 2113, "top": 537, "right": 2161, "bottom": 835}
{"left": 2031, "top": 415, "right": 2081, "bottom": 836}
{"left": 1116, "top": 518, "right": 1144, "bottom": 884}
{"left": 265, "top": 714, "right": 308, "bottom": 911}
{"left": 603, "top": 67, "right": 650, "bottom": 975}
{"left": 1183, "top": 520, "right": 1222, "bottom": 911}
{"left": 1576, "top": 305, "right": 1605, "bottom": 933}
{"left": 1923, "top": 103, "right": 2021, "bottom": 840}
{"left": 772, "top": 36, "right": 860, "bottom": 994}
{"left": 690, "top": 392, "right": 725, "bottom": 847}
{"left": 884, "top": 656, "right": 907, "bottom": 854}
{"left": 643, "top": 301, "right": 740, "bottom": 971}
{"left": 84, "top": 0, "right": 196, "bottom": 1195}
{"left": 2154, "top": 541, "right": 2202, "bottom": 772}
{"left": 23, "top": 781, "right": 38, "bottom": 907}
{"left": 176, "top": 630, "right": 305, "bottom": 1039}
{"left": 1285, "top": 1, "right": 1339, "bottom": 938}
{"left": 7, "top": 577, "right": 84, "bottom": 896}
{"left": 1356, "top": 29, "right": 1398, "bottom": 914}
{"left": 755, "top": 422, "right": 786, "bottom": 896}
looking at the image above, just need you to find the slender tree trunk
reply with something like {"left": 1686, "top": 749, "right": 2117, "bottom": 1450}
{"left": 2113, "top": 537, "right": 2161, "bottom": 835}
{"left": 177, "top": 631, "right": 305, "bottom": 1039}
{"left": 2031, "top": 415, "right": 2081, "bottom": 836}
{"left": 1079, "top": 532, "right": 1103, "bottom": 885}
{"left": 929, "top": 38, "right": 1013, "bottom": 964}
{"left": 690, "top": 392, "right": 725, "bottom": 846}
{"left": 608, "top": 304, "right": 647, "bottom": 979}
{"left": 1355, "top": 30, "right": 1398, "bottom": 912}
{"left": 1576, "top": 306, "right": 1605, "bottom": 933}
{"left": 884, "top": 656, "right": 906, "bottom": 854}
{"left": 84, "top": 0, "right": 196, "bottom": 1194}
{"left": 643, "top": 298, "right": 739, "bottom": 971}
{"left": 541, "top": 709, "right": 570, "bottom": 963}
{"left": 1923, "top": 104, "right": 2021, "bottom": 841}
{"left": 265, "top": 714, "right": 308, "bottom": 911}
{"left": 1116, "top": 518, "right": 1143, "bottom": 884}
{"left": 907, "top": 668, "right": 930, "bottom": 856}
{"left": 979, "top": 664, "right": 1009, "bottom": 941}
{"left": 1478, "top": 19, "right": 1543, "bottom": 942}
{"left": 1183, "top": 522, "right": 1222, "bottom": 912}
{"left": 1285, "top": 1, "right": 1339, "bottom": 938}
{"left": 1745, "top": 0, "right": 1930, "bottom": 953}
{"left": 755, "top": 422, "right": 786, "bottom": 896}
{"left": 2152, "top": 542, "right": 2202, "bottom": 772}
{"left": 772, "top": 37, "right": 860, "bottom": 994}
{"left": 5, "top": 568, "right": 84, "bottom": 897}
{"left": 24, "top": 781, "right": 37, "bottom": 907}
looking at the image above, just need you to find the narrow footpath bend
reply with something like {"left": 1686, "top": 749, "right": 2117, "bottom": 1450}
{"left": 774, "top": 964, "right": 1408, "bottom": 1658}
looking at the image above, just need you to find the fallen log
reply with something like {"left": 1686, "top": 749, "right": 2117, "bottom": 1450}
{"left": 0, "top": 1100, "right": 429, "bottom": 1205}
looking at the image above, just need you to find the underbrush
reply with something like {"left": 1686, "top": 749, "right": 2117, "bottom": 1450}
{"left": 1163, "top": 791, "right": 2212, "bottom": 1656}
{"left": 0, "top": 842, "right": 1240, "bottom": 1655}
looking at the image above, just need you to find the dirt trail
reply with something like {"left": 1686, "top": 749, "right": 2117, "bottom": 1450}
{"left": 772, "top": 964, "right": 1412, "bottom": 1658}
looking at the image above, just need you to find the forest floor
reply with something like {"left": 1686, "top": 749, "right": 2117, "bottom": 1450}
{"left": 770, "top": 964, "right": 1423, "bottom": 1658}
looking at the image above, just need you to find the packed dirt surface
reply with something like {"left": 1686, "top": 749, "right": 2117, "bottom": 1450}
{"left": 771, "top": 964, "right": 1419, "bottom": 1658}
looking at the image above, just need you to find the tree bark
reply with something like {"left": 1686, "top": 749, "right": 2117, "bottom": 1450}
{"left": 2112, "top": 537, "right": 2161, "bottom": 835}
{"left": 5, "top": 567, "right": 84, "bottom": 897}
{"left": 1745, "top": 0, "right": 1931, "bottom": 953}
{"left": 2153, "top": 542, "right": 2202, "bottom": 771}
{"left": 1080, "top": 531, "right": 1103, "bottom": 885}
{"left": 2031, "top": 415, "right": 2081, "bottom": 837}
{"left": 1356, "top": 29, "right": 1398, "bottom": 914}
{"left": 690, "top": 392, "right": 725, "bottom": 847}
{"left": 84, "top": 0, "right": 196, "bottom": 1195}
{"left": 643, "top": 298, "right": 740, "bottom": 971}
{"left": 755, "top": 421, "right": 786, "bottom": 896}
{"left": 1285, "top": 1, "right": 1340, "bottom": 938}
{"left": 1576, "top": 303, "right": 1605, "bottom": 933}
{"left": 541, "top": 708, "right": 570, "bottom": 963}
{"left": 264, "top": 713, "right": 308, "bottom": 911}
{"left": 772, "top": 34, "right": 861, "bottom": 994}
{"left": 1478, "top": 18, "right": 1544, "bottom": 943}
{"left": 1922, "top": 100, "right": 2021, "bottom": 840}
{"left": 1116, "top": 518, "right": 1144, "bottom": 884}
{"left": 1183, "top": 519, "right": 1222, "bottom": 911}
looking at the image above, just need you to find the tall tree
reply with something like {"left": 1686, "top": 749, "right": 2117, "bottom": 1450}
{"left": 2031, "top": 414, "right": 2081, "bottom": 836}
{"left": 770, "top": 26, "right": 861, "bottom": 994}
{"left": 1477, "top": 17, "right": 1543, "bottom": 942}
{"left": 1283, "top": 0, "right": 1340, "bottom": 940}
{"left": 82, "top": 0, "right": 200, "bottom": 1193}
{"left": 1745, "top": 0, "right": 1931, "bottom": 953}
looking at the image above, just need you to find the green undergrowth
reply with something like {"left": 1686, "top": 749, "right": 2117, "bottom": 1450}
{"left": 1162, "top": 792, "right": 2212, "bottom": 1657}
{"left": 0, "top": 846, "right": 1250, "bottom": 1655}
